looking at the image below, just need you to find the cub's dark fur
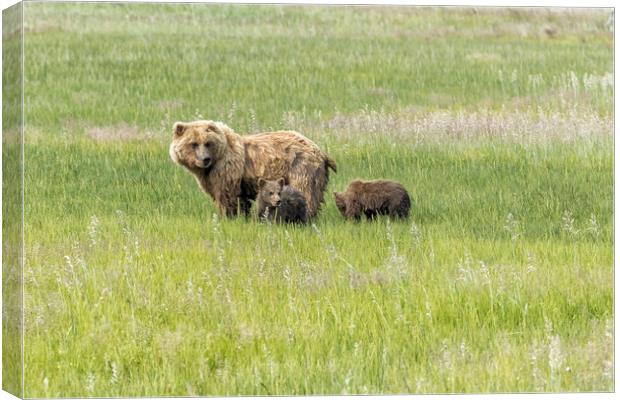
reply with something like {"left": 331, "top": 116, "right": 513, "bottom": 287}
{"left": 257, "top": 178, "right": 308, "bottom": 224}
{"left": 334, "top": 180, "right": 411, "bottom": 220}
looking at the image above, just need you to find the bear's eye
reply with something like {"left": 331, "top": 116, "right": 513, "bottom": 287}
{"left": 191, "top": 142, "right": 198, "bottom": 149}
{"left": 205, "top": 142, "right": 212, "bottom": 148}
{"left": 269, "top": 192, "right": 273, "bottom": 195}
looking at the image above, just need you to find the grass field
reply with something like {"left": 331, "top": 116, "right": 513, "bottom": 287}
{"left": 11, "top": 2, "right": 615, "bottom": 396}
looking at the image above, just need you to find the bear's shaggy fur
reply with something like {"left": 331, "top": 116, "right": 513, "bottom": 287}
{"left": 334, "top": 180, "right": 411, "bottom": 220}
{"left": 256, "top": 178, "right": 308, "bottom": 224}
{"left": 169, "top": 120, "right": 336, "bottom": 218}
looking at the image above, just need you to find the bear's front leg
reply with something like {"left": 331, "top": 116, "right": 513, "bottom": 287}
{"left": 224, "top": 196, "right": 252, "bottom": 217}
{"left": 364, "top": 208, "right": 379, "bottom": 220}
{"left": 215, "top": 194, "right": 241, "bottom": 217}
{"left": 221, "top": 202, "right": 239, "bottom": 217}
{"left": 220, "top": 197, "right": 253, "bottom": 217}
{"left": 238, "top": 180, "right": 256, "bottom": 218}
{"left": 237, "top": 196, "right": 253, "bottom": 217}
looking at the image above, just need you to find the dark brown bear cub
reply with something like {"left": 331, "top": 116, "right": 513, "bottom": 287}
{"left": 257, "top": 178, "right": 308, "bottom": 224}
{"left": 334, "top": 180, "right": 411, "bottom": 220}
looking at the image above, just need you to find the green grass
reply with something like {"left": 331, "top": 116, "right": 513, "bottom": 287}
{"left": 23, "top": 3, "right": 612, "bottom": 132}
{"left": 13, "top": 3, "right": 614, "bottom": 396}
{"left": 3, "top": 2, "right": 24, "bottom": 396}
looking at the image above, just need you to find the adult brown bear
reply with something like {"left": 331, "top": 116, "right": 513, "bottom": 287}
{"left": 169, "top": 120, "right": 336, "bottom": 218}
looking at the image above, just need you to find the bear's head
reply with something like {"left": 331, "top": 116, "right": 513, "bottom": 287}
{"left": 258, "top": 178, "right": 285, "bottom": 208}
{"left": 333, "top": 192, "right": 347, "bottom": 217}
{"left": 169, "top": 120, "right": 229, "bottom": 170}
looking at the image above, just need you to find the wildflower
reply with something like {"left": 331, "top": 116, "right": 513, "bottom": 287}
{"left": 530, "top": 341, "right": 544, "bottom": 391}
{"left": 227, "top": 101, "right": 237, "bottom": 123}
{"left": 410, "top": 221, "right": 422, "bottom": 246}
{"left": 386, "top": 219, "right": 406, "bottom": 276}
{"left": 312, "top": 223, "right": 339, "bottom": 263}
{"left": 510, "top": 70, "right": 518, "bottom": 84}
{"left": 342, "top": 369, "right": 353, "bottom": 394}
{"left": 561, "top": 210, "right": 580, "bottom": 238}
{"left": 479, "top": 261, "right": 491, "bottom": 285}
{"left": 110, "top": 361, "right": 119, "bottom": 385}
{"left": 586, "top": 214, "right": 601, "bottom": 239}
{"left": 528, "top": 74, "right": 544, "bottom": 90}
{"left": 86, "top": 372, "right": 95, "bottom": 393}
{"left": 88, "top": 215, "right": 99, "bottom": 247}
{"left": 504, "top": 213, "right": 521, "bottom": 242}
{"left": 603, "top": 359, "right": 613, "bottom": 380}
{"left": 284, "top": 229, "right": 295, "bottom": 250}
{"left": 416, "top": 377, "right": 426, "bottom": 392}
{"left": 459, "top": 340, "right": 468, "bottom": 359}
{"left": 186, "top": 278, "right": 194, "bottom": 302}
{"left": 211, "top": 213, "right": 226, "bottom": 269}
{"left": 440, "top": 339, "right": 452, "bottom": 371}
{"left": 526, "top": 252, "right": 537, "bottom": 273}
{"left": 548, "top": 335, "right": 564, "bottom": 383}
{"left": 353, "top": 342, "right": 361, "bottom": 357}
{"left": 249, "top": 108, "right": 258, "bottom": 133}
{"left": 544, "top": 317, "right": 554, "bottom": 338}
{"left": 425, "top": 301, "right": 432, "bottom": 320}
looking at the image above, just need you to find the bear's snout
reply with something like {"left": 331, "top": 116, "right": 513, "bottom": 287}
{"left": 200, "top": 156, "right": 212, "bottom": 167}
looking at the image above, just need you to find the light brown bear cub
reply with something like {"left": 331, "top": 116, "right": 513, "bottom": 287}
{"left": 169, "top": 120, "right": 336, "bottom": 218}
{"left": 256, "top": 178, "right": 308, "bottom": 224}
{"left": 334, "top": 180, "right": 411, "bottom": 220}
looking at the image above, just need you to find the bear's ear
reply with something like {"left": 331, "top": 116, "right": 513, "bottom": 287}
{"left": 276, "top": 178, "right": 285, "bottom": 188}
{"left": 209, "top": 121, "right": 225, "bottom": 135}
{"left": 258, "top": 178, "right": 266, "bottom": 189}
{"left": 173, "top": 122, "right": 186, "bottom": 137}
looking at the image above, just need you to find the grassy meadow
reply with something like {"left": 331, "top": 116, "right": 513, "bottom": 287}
{"left": 14, "top": 3, "right": 614, "bottom": 396}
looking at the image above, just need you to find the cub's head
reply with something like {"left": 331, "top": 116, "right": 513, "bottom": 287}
{"left": 333, "top": 192, "right": 347, "bottom": 217}
{"left": 169, "top": 120, "right": 229, "bottom": 170}
{"left": 258, "top": 178, "right": 285, "bottom": 208}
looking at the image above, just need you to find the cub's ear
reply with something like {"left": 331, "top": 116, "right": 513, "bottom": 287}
{"left": 173, "top": 122, "right": 186, "bottom": 137}
{"left": 258, "top": 178, "right": 266, "bottom": 189}
{"left": 276, "top": 178, "right": 285, "bottom": 188}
